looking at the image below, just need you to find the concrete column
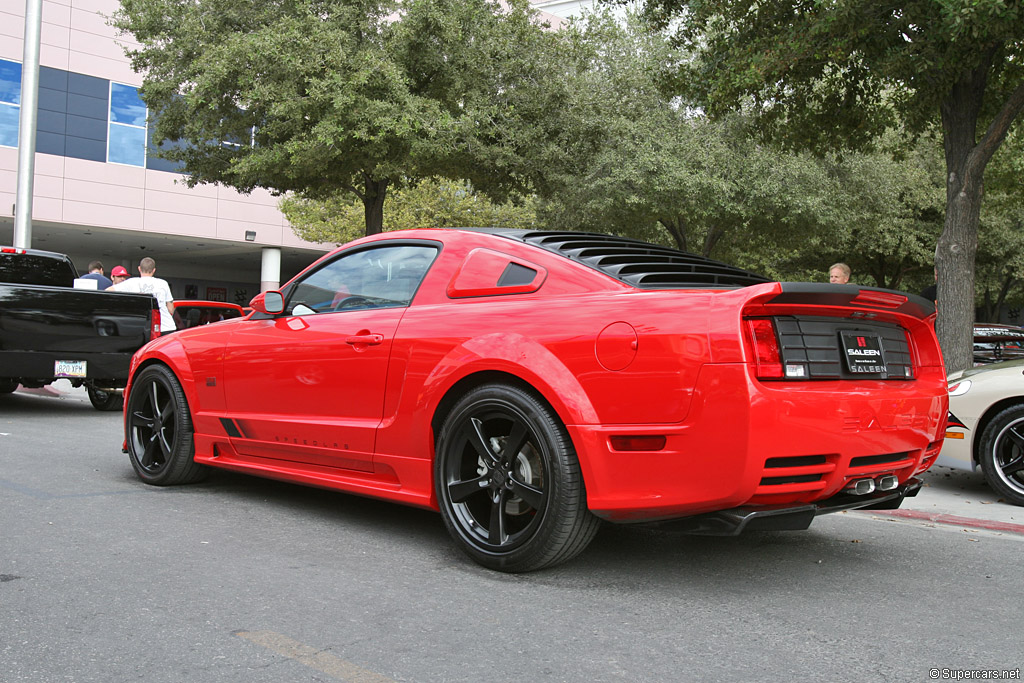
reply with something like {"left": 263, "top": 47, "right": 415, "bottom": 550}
{"left": 260, "top": 247, "right": 281, "bottom": 292}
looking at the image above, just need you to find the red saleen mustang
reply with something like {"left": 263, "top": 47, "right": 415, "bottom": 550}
{"left": 123, "top": 229, "right": 947, "bottom": 571}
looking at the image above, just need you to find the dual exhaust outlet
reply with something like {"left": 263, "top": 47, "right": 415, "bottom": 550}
{"left": 844, "top": 475, "right": 899, "bottom": 496}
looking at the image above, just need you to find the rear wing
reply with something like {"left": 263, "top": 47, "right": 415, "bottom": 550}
{"left": 764, "top": 283, "right": 935, "bottom": 320}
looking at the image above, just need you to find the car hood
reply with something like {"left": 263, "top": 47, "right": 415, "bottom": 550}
{"left": 948, "top": 357, "right": 1024, "bottom": 383}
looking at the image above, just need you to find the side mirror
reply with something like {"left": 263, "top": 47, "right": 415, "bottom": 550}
{"left": 249, "top": 290, "right": 285, "bottom": 315}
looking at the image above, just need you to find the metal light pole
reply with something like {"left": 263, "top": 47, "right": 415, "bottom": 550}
{"left": 13, "top": 0, "right": 42, "bottom": 249}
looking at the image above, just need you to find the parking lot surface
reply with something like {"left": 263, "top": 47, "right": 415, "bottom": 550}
{"left": 2, "top": 382, "right": 1021, "bottom": 682}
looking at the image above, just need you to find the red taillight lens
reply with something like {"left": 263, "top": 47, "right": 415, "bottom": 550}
{"left": 746, "top": 318, "right": 783, "bottom": 379}
{"left": 152, "top": 309, "right": 161, "bottom": 338}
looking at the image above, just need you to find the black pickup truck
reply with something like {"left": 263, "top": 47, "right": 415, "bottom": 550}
{"left": 0, "top": 246, "right": 159, "bottom": 410}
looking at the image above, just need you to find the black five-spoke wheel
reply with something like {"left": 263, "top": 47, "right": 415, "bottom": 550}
{"left": 435, "top": 384, "right": 599, "bottom": 572}
{"left": 126, "top": 365, "right": 208, "bottom": 486}
{"left": 978, "top": 405, "right": 1024, "bottom": 506}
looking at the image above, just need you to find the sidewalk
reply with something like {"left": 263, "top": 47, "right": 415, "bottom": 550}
{"left": 868, "top": 464, "right": 1024, "bottom": 534}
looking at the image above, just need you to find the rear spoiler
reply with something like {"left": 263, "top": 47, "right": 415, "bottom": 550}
{"left": 766, "top": 283, "right": 935, "bottom": 320}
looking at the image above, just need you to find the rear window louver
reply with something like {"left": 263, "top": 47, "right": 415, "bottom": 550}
{"left": 505, "top": 231, "right": 771, "bottom": 289}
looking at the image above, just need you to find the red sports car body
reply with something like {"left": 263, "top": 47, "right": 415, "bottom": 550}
{"left": 123, "top": 229, "right": 948, "bottom": 571}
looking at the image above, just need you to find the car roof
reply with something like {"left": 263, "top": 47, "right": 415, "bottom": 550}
{"left": 464, "top": 229, "right": 771, "bottom": 289}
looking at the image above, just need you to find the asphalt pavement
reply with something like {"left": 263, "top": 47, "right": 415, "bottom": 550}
{"left": 5, "top": 381, "right": 1023, "bottom": 682}
{"left": 16, "top": 380, "right": 1024, "bottom": 536}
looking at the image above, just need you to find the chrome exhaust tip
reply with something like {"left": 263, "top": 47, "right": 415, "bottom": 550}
{"left": 845, "top": 478, "right": 876, "bottom": 495}
{"left": 876, "top": 475, "right": 899, "bottom": 491}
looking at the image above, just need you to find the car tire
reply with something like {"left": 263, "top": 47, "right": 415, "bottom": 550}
{"left": 435, "top": 383, "right": 599, "bottom": 572}
{"left": 125, "top": 365, "right": 208, "bottom": 486}
{"left": 87, "top": 386, "right": 123, "bottom": 411}
{"left": 0, "top": 379, "right": 17, "bottom": 394}
{"left": 977, "top": 404, "right": 1024, "bottom": 506}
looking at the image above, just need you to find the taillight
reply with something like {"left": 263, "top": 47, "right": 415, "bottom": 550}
{"left": 1, "top": 247, "right": 26, "bottom": 254}
{"left": 746, "top": 318, "right": 783, "bottom": 379}
{"left": 152, "top": 309, "right": 161, "bottom": 338}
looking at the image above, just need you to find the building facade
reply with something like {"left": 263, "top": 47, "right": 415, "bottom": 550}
{"left": 1, "top": 0, "right": 332, "bottom": 304}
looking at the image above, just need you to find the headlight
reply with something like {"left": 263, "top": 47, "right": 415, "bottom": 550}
{"left": 948, "top": 380, "right": 972, "bottom": 396}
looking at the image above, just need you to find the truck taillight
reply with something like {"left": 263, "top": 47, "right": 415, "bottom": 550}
{"left": 152, "top": 309, "right": 161, "bottom": 338}
{"left": 746, "top": 318, "right": 783, "bottom": 379}
{"left": 1, "top": 247, "right": 26, "bottom": 254}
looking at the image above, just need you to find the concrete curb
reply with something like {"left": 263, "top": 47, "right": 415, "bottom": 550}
{"left": 861, "top": 509, "right": 1024, "bottom": 536}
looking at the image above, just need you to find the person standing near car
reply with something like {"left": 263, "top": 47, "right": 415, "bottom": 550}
{"left": 828, "top": 262, "right": 851, "bottom": 284}
{"left": 108, "top": 257, "right": 176, "bottom": 331}
{"left": 80, "top": 261, "right": 112, "bottom": 290}
{"left": 110, "top": 265, "right": 130, "bottom": 285}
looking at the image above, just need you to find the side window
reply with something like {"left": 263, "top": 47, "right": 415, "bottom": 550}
{"left": 286, "top": 244, "right": 437, "bottom": 315}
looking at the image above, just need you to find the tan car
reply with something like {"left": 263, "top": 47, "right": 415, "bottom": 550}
{"left": 943, "top": 359, "right": 1024, "bottom": 506}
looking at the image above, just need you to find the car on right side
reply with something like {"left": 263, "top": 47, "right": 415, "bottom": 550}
{"left": 944, "top": 359, "right": 1024, "bottom": 505}
{"left": 972, "top": 323, "right": 1024, "bottom": 365}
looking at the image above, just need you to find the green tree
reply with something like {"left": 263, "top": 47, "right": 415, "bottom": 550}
{"left": 281, "top": 177, "right": 538, "bottom": 244}
{"left": 975, "top": 128, "right": 1024, "bottom": 322}
{"left": 637, "top": 0, "right": 1024, "bottom": 372}
{"left": 784, "top": 140, "right": 944, "bottom": 290}
{"left": 540, "top": 12, "right": 837, "bottom": 258}
{"left": 112, "top": 0, "right": 566, "bottom": 235}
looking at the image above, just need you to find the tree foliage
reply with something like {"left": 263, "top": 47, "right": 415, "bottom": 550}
{"left": 976, "top": 128, "right": 1024, "bottom": 321}
{"left": 540, "top": 11, "right": 945, "bottom": 291}
{"left": 112, "top": 0, "right": 567, "bottom": 235}
{"left": 636, "top": 0, "right": 1024, "bottom": 372}
{"left": 281, "top": 178, "right": 538, "bottom": 244}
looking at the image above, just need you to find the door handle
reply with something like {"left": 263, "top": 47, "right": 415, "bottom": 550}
{"left": 345, "top": 333, "right": 384, "bottom": 346}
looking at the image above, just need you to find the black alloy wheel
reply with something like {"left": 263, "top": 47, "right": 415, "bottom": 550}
{"left": 87, "top": 385, "right": 123, "bottom": 411}
{"left": 435, "top": 384, "right": 599, "bottom": 572}
{"left": 125, "top": 365, "right": 208, "bottom": 486}
{"left": 978, "top": 404, "right": 1024, "bottom": 506}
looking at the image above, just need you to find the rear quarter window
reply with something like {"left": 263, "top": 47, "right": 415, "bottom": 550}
{"left": 447, "top": 248, "right": 546, "bottom": 298}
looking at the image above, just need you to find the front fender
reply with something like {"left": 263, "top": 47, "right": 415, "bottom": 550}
{"left": 124, "top": 336, "right": 196, "bottom": 409}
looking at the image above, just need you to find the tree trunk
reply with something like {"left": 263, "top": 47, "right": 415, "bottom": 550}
{"left": 936, "top": 110, "right": 983, "bottom": 375}
{"left": 362, "top": 177, "right": 389, "bottom": 236}
{"left": 935, "top": 51, "right": 1024, "bottom": 373}
{"left": 658, "top": 217, "right": 687, "bottom": 251}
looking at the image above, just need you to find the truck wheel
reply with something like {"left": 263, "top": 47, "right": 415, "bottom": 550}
{"left": 0, "top": 379, "right": 17, "bottom": 394}
{"left": 977, "top": 404, "right": 1024, "bottom": 506}
{"left": 125, "top": 365, "right": 208, "bottom": 485}
{"left": 434, "top": 384, "right": 599, "bottom": 572}
{"left": 87, "top": 386, "right": 123, "bottom": 411}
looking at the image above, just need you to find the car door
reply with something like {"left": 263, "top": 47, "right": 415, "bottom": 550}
{"left": 220, "top": 242, "right": 438, "bottom": 472}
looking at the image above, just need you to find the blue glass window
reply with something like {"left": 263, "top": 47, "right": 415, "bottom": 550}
{"left": 108, "top": 82, "right": 146, "bottom": 166}
{"left": 108, "top": 124, "right": 146, "bottom": 166}
{"left": 0, "top": 59, "right": 21, "bottom": 147}
{"left": 110, "top": 82, "right": 146, "bottom": 125}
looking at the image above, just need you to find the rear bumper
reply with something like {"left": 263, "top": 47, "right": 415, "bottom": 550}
{"left": 0, "top": 350, "right": 134, "bottom": 384}
{"left": 572, "top": 363, "right": 947, "bottom": 523}
{"left": 638, "top": 478, "right": 922, "bottom": 535}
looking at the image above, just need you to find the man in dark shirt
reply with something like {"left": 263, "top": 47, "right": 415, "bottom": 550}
{"left": 80, "top": 261, "right": 112, "bottom": 290}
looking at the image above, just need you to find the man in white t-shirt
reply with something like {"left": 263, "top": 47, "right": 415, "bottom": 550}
{"left": 108, "top": 257, "right": 176, "bottom": 332}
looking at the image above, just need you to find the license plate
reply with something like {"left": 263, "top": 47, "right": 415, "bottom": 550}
{"left": 54, "top": 360, "right": 87, "bottom": 378}
{"left": 839, "top": 331, "right": 887, "bottom": 374}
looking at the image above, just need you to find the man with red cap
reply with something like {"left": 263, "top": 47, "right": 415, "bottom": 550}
{"left": 110, "top": 265, "right": 129, "bottom": 285}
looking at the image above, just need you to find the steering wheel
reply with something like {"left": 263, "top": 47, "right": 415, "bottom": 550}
{"left": 332, "top": 295, "right": 374, "bottom": 311}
